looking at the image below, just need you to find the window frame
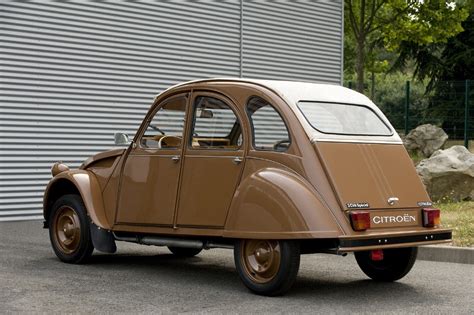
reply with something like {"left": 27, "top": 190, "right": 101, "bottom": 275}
{"left": 297, "top": 101, "right": 394, "bottom": 137}
{"left": 136, "top": 93, "right": 189, "bottom": 150}
{"left": 246, "top": 96, "right": 292, "bottom": 152}
{"left": 188, "top": 94, "right": 244, "bottom": 151}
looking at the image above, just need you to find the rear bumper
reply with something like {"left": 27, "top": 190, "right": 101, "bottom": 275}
{"left": 336, "top": 230, "right": 452, "bottom": 253}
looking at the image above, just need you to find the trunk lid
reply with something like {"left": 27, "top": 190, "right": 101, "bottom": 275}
{"left": 315, "top": 142, "right": 430, "bottom": 211}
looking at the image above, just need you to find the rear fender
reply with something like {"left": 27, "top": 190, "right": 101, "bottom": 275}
{"left": 224, "top": 168, "right": 342, "bottom": 239}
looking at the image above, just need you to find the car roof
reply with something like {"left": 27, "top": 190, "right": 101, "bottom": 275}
{"left": 158, "top": 78, "right": 401, "bottom": 144}
{"left": 158, "top": 78, "right": 373, "bottom": 108}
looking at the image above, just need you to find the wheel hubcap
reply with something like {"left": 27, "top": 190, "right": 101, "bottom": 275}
{"left": 53, "top": 206, "right": 81, "bottom": 254}
{"left": 241, "top": 240, "right": 281, "bottom": 283}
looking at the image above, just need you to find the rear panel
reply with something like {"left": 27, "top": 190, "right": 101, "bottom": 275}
{"left": 315, "top": 142, "right": 430, "bottom": 212}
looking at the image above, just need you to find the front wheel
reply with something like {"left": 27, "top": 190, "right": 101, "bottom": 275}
{"left": 49, "top": 194, "right": 94, "bottom": 264}
{"left": 234, "top": 239, "right": 300, "bottom": 296}
{"left": 355, "top": 247, "right": 418, "bottom": 282}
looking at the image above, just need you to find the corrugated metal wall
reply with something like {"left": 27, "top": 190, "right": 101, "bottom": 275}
{"left": 242, "top": 1, "right": 342, "bottom": 82}
{"left": 0, "top": 0, "right": 343, "bottom": 221}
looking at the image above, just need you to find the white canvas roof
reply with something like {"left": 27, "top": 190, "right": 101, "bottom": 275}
{"left": 161, "top": 78, "right": 402, "bottom": 144}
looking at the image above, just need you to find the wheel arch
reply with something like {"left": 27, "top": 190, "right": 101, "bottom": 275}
{"left": 43, "top": 170, "right": 111, "bottom": 230}
{"left": 224, "top": 167, "right": 342, "bottom": 239}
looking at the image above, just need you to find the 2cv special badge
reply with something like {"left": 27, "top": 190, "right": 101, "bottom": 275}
{"left": 43, "top": 79, "right": 451, "bottom": 296}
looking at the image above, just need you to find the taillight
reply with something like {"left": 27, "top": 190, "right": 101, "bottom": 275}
{"left": 350, "top": 211, "right": 371, "bottom": 231}
{"left": 370, "top": 250, "right": 384, "bottom": 261}
{"left": 422, "top": 208, "right": 441, "bottom": 227}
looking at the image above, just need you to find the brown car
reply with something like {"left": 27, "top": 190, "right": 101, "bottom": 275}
{"left": 43, "top": 79, "right": 451, "bottom": 296}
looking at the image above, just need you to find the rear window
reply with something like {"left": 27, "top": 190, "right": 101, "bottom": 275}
{"left": 297, "top": 102, "right": 392, "bottom": 136}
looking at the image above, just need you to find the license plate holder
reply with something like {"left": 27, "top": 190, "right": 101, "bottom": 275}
{"left": 369, "top": 209, "right": 420, "bottom": 228}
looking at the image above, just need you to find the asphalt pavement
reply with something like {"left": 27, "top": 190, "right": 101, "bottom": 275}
{"left": 1, "top": 221, "right": 473, "bottom": 314}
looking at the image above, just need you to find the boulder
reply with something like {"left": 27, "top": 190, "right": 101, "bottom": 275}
{"left": 404, "top": 124, "right": 448, "bottom": 158}
{"left": 416, "top": 146, "right": 474, "bottom": 201}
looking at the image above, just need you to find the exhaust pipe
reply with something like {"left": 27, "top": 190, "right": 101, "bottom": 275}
{"left": 113, "top": 233, "right": 233, "bottom": 250}
{"left": 141, "top": 237, "right": 203, "bottom": 249}
{"left": 205, "top": 242, "right": 234, "bottom": 249}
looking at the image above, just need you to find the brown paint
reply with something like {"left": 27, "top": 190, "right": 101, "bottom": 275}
{"left": 43, "top": 79, "right": 451, "bottom": 250}
{"left": 44, "top": 170, "right": 111, "bottom": 229}
{"left": 316, "top": 142, "right": 430, "bottom": 211}
{"left": 116, "top": 152, "right": 181, "bottom": 226}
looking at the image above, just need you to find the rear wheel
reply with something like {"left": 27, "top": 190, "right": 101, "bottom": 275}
{"left": 234, "top": 239, "right": 300, "bottom": 296}
{"left": 168, "top": 246, "right": 202, "bottom": 257}
{"left": 49, "top": 194, "right": 94, "bottom": 264}
{"left": 355, "top": 247, "right": 418, "bottom": 281}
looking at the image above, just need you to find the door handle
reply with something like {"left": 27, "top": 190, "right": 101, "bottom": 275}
{"left": 171, "top": 155, "right": 180, "bottom": 163}
{"left": 233, "top": 157, "right": 243, "bottom": 165}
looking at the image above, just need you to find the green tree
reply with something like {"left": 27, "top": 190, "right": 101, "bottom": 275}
{"left": 345, "top": 0, "right": 468, "bottom": 93}
{"left": 395, "top": 5, "right": 474, "bottom": 88}
{"left": 394, "top": 5, "right": 474, "bottom": 139}
{"left": 372, "top": 73, "right": 432, "bottom": 130}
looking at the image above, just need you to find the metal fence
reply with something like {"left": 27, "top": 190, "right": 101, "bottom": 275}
{"left": 345, "top": 80, "right": 473, "bottom": 149}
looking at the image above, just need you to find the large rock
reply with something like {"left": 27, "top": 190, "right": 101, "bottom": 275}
{"left": 404, "top": 124, "right": 448, "bottom": 157}
{"left": 416, "top": 146, "right": 474, "bottom": 201}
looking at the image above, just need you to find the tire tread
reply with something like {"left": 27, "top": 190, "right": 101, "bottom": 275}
{"left": 49, "top": 194, "right": 94, "bottom": 264}
{"left": 234, "top": 240, "right": 300, "bottom": 296}
{"left": 355, "top": 247, "right": 417, "bottom": 282}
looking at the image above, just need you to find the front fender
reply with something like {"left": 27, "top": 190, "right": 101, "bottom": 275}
{"left": 43, "top": 170, "right": 111, "bottom": 229}
{"left": 224, "top": 168, "right": 342, "bottom": 239}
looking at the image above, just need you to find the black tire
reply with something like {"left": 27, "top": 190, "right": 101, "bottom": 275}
{"left": 168, "top": 246, "right": 202, "bottom": 257}
{"left": 355, "top": 247, "right": 418, "bottom": 282}
{"left": 234, "top": 239, "right": 300, "bottom": 296}
{"left": 48, "top": 194, "right": 94, "bottom": 264}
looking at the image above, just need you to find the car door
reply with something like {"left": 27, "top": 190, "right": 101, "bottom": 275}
{"left": 175, "top": 92, "right": 246, "bottom": 228}
{"left": 115, "top": 93, "right": 188, "bottom": 226}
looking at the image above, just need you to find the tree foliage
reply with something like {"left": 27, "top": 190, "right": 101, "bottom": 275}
{"left": 372, "top": 73, "right": 431, "bottom": 130}
{"left": 394, "top": 5, "right": 474, "bottom": 89}
{"left": 344, "top": 0, "right": 468, "bottom": 93}
{"left": 393, "top": 5, "right": 474, "bottom": 139}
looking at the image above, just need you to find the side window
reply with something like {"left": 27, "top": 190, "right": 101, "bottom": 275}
{"left": 141, "top": 95, "right": 187, "bottom": 149}
{"left": 190, "top": 96, "right": 242, "bottom": 150}
{"left": 247, "top": 97, "right": 290, "bottom": 151}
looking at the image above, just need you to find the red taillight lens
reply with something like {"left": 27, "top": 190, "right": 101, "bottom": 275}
{"left": 422, "top": 208, "right": 441, "bottom": 227}
{"left": 370, "top": 250, "right": 384, "bottom": 261}
{"left": 350, "top": 211, "right": 371, "bottom": 231}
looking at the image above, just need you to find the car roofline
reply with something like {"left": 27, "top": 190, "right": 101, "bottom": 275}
{"left": 155, "top": 77, "right": 284, "bottom": 98}
{"left": 154, "top": 78, "right": 402, "bottom": 144}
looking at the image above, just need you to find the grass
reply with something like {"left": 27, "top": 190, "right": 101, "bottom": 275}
{"left": 436, "top": 201, "right": 474, "bottom": 247}
{"left": 408, "top": 150, "right": 425, "bottom": 165}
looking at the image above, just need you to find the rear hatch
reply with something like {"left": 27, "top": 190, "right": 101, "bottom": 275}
{"left": 316, "top": 142, "right": 430, "bottom": 227}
